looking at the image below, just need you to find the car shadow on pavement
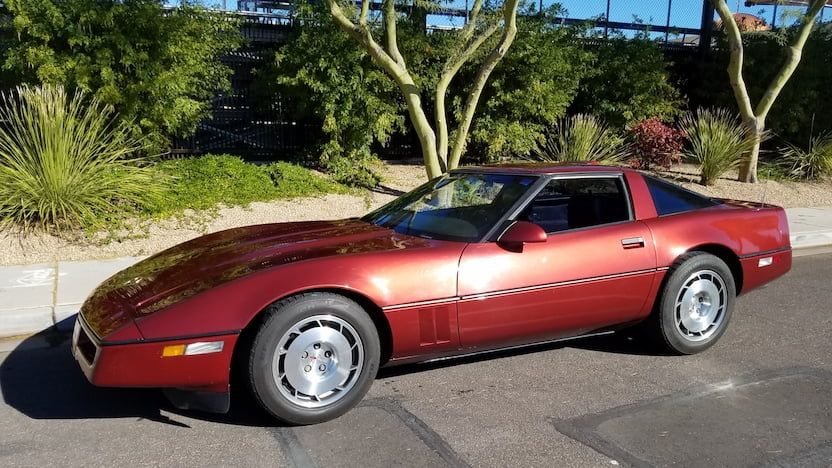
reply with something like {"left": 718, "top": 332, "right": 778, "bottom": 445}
{"left": 378, "top": 330, "right": 672, "bottom": 379}
{"left": 0, "top": 324, "right": 666, "bottom": 427}
{"left": 0, "top": 325, "right": 276, "bottom": 428}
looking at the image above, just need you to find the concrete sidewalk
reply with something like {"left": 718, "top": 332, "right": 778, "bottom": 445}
{"left": 2, "top": 207, "right": 831, "bottom": 339}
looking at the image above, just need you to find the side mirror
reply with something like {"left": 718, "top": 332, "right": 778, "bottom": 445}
{"left": 497, "top": 221, "right": 547, "bottom": 248}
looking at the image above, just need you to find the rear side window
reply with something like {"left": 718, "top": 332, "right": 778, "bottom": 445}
{"left": 519, "top": 177, "right": 631, "bottom": 233}
{"left": 644, "top": 176, "right": 719, "bottom": 216}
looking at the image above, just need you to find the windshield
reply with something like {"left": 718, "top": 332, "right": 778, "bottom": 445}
{"left": 362, "top": 172, "right": 537, "bottom": 242}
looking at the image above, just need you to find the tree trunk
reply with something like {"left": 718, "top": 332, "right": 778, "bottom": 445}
{"left": 405, "top": 91, "right": 442, "bottom": 179}
{"left": 738, "top": 117, "right": 763, "bottom": 183}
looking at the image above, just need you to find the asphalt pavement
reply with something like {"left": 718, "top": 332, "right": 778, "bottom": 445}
{"left": 1, "top": 253, "right": 830, "bottom": 468}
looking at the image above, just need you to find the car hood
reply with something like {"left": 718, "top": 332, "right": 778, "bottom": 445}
{"left": 81, "top": 219, "right": 426, "bottom": 338}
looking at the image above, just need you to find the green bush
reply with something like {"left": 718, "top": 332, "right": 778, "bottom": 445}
{"left": 680, "top": 108, "right": 757, "bottom": 186}
{"left": 263, "top": 1, "right": 400, "bottom": 187}
{"left": 0, "top": 85, "right": 162, "bottom": 231}
{"left": 151, "top": 154, "right": 346, "bottom": 215}
{"left": 532, "top": 114, "right": 627, "bottom": 165}
{"left": 571, "top": 37, "right": 685, "bottom": 129}
{"left": 467, "top": 10, "right": 594, "bottom": 161}
{"left": 3, "top": 0, "right": 242, "bottom": 149}
{"left": 780, "top": 133, "right": 832, "bottom": 180}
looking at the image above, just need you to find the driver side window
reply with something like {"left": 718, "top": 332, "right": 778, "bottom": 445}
{"left": 519, "top": 176, "right": 631, "bottom": 233}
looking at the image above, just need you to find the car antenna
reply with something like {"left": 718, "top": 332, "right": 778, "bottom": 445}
{"left": 759, "top": 170, "right": 770, "bottom": 210}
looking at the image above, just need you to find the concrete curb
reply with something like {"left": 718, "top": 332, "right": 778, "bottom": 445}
{"left": 0, "top": 257, "right": 144, "bottom": 339}
{"left": 1, "top": 207, "right": 831, "bottom": 340}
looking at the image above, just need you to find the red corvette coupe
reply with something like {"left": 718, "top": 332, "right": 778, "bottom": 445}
{"left": 72, "top": 164, "right": 791, "bottom": 424}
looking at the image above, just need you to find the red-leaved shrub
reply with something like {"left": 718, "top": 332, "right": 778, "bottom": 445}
{"left": 628, "top": 118, "right": 686, "bottom": 170}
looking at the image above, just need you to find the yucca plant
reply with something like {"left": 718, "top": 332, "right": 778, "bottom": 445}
{"left": 780, "top": 132, "right": 832, "bottom": 180}
{"left": 680, "top": 108, "right": 758, "bottom": 186}
{"left": 0, "top": 85, "right": 163, "bottom": 231}
{"left": 532, "top": 114, "right": 627, "bottom": 165}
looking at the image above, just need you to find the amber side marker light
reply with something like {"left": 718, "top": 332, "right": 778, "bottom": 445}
{"left": 162, "top": 341, "right": 224, "bottom": 357}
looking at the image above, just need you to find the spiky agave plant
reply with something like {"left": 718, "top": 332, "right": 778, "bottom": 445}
{"left": 780, "top": 132, "right": 832, "bottom": 180}
{"left": 0, "top": 85, "right": 163, "bottom": 231}
{"left": 680, "top": 108, "right": 757, "bottom": 186}
{"left": 531, "top": 114, "right": 627, "bottom": 166}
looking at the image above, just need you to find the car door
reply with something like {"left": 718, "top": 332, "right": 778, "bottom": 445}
{"left": 456, "top": 173, "right": 657, "bottom": 350}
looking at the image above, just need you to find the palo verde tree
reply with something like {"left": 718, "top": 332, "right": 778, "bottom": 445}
{"left": 711, "top": 0, "right": 826, "bottom": 183}
{"left": 325, "top": 0, "right": 521, "bottom": 179}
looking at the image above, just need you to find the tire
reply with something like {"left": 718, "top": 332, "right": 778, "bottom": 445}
{"left": 651, "top": 252, "right": 736, "bottom": 355}
{"left": 248, "top": 292, "right": 380, "bottom": 425}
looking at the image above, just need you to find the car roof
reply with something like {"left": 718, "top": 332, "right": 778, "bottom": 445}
{"left": 451, "top": 162, "right": 636, "bottom": 176}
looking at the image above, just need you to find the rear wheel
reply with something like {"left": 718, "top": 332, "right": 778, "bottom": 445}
{"left": 652, "top": 252, "right": 736, "bottom": 354}
{"left": 248, "top": 293, "right": 380, "bottom": 425}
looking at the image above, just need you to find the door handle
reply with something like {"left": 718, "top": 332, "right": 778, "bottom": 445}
{"left": 621, "top": 237, "right": 645, "bottom": 249}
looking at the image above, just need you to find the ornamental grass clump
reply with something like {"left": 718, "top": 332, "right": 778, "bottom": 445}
{"left": 0, "top": 85, "right": 163, "bottom": 231}
{"left": 680, "top": 108, "right": 757, "bottom": 186}
{"left": 780, "top": 132, "right": 832, "bottom": 180}
{"left": 532, "top": 114, "right": 627, "bottom": 165}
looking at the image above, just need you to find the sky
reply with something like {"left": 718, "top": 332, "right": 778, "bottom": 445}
{"left": 170, "top": 1, "right": 831, "bottom": 31}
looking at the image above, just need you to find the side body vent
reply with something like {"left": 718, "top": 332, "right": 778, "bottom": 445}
{"left": 418, "top": 305, "right": 452, "bottom": 346}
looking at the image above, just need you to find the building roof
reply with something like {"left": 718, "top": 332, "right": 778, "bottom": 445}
{"left": 715, "top": 13, "right": 772, "bottom": 32}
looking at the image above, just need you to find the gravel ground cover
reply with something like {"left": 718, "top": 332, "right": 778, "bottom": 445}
{"left": 1, "top": 162, "right": 829, "bottom": 265}
{"left": 656, "top": 164, "right": 832, "bottom": 208}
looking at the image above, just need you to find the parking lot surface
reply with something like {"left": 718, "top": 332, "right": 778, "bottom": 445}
{"left": 1, "top": 253, "right": 830, "bottom": 467}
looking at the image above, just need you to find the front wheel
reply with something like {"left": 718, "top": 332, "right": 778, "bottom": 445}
{"left": 248, "top": 293, "right": 380, "bottom": 425}
{"left": 652, "top": 252, "right": 736, "bottom": 354}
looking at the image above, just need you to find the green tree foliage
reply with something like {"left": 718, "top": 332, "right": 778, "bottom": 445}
{"left": 2, "top": 0, "right": 242, "bottom": 149}
{"left": 264, "top": 2, "right": 405, "bottom": 186}
{"left": 467, "top": 10, "right": 593, "bottom": 161}
{"left": 0, "top": 3, "right": 14, "bottom": 89}
{"left": 571, "top": 36, "right": 685, "bottom": 128}
{"left": 266, "top": 3, "right": 593, "bottom": 173}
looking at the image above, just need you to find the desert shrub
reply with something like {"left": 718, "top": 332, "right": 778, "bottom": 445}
{"left": 680, "top": 108, "right": 757, "bottom": 186}
{"left": 779, "top": 132, "right": 832, "bottom": 180}
{"left": 571, "top": 37, "right": 685, "bottom": 129}
{"left": 0, "top": 85, "right": 162, "bottom": 231}
{"left": 3, "top": 0, "right": 242, "bottom": 149}
{"left": 628, "top": 118, "right": 686, "bottom": 170}
{"left": 152, "top": 154, "right": 345, "bottom": 215}
{"left": 532, "top": 114, "right": 627, "bottom": 165}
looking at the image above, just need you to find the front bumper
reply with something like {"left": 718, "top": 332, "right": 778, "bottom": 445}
{"left": 71, "top": 314, "right": 238, "bottom": 394}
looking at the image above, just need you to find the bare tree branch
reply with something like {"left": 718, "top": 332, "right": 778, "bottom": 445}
{"left": 325, "top": 0, "right": 441, "bottom": 178}
{"left": 711, "top": 0, "right": 824, "bottom": 182}
{"left": 448, "top": 0, "right": 521, "bottom": 169}
{"left": 711, "top": 0, "right": 755, "bottom": 120}
{"left": 435, "top": 19, "right": 499, "bottom": 166}
{"left": 359, "top": 0, "right": 369, "bottom": 27}
{"left": 383, "top": 0, "right": 405, "bottom": 67}
{"left": 755, "top": 0, "right": 825, "bottom": 120}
